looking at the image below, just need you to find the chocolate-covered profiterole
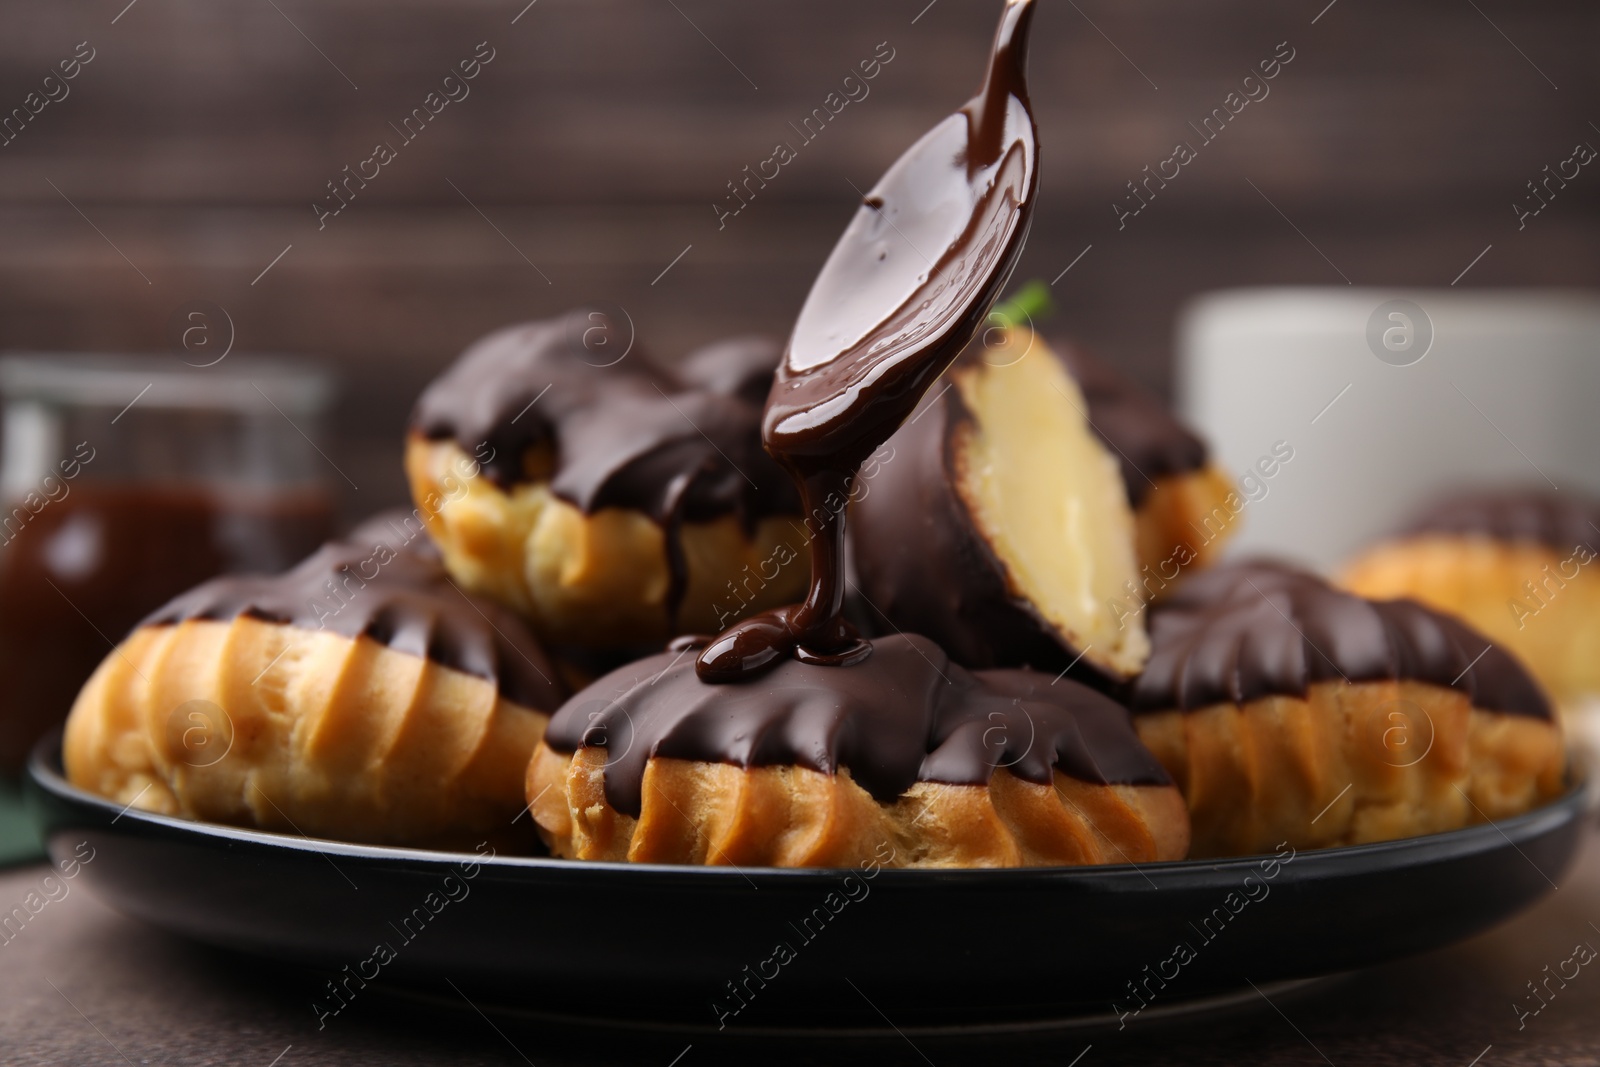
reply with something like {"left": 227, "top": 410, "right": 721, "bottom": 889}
{"left": 1341, "top": 487, "right": 1600, "bottom": 712}
{"left": 411, "top": 311, "right": 798, "bottom": 620}
{"left": 1133, "top": 558, "right": 1562, "bottom": 855}
{"left": 850, "top": 329, "right": 1174, "bottom": 683}
{"left": 143, "top": 523, "right": 563, "bottom": 711}
{"left": 695, "top": 0, "right": 1040, "bottom": 681}
{"left": 547, "top": 633, "right": 1168, "bottom": 818}
{"left": 1054, "top": 341, "right": 1207, "bottom": 507}
{"left": 848, "top": 330, "right": 1240, "bottom": 684}
{"left": 1130, "top": 560, "right": 1552, "bottom": 719}
{"left": 1398, "top": 488, "right": 1600, "bottom": 553}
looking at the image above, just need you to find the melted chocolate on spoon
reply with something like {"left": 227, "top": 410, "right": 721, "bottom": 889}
{"left": 695, "top": 0, "right": 1040, "bottom": 682}
{"left": 541, "top": 2, "right": 1173, "bottom": 812}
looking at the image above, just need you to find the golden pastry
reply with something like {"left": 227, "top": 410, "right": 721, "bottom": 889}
{"left": 1342, "top": 489, "right": 1600, "bottom": 709}
{"left": 407, "top": 313, "right": 806, "bottom": 649}
{"left": 1130, "top": 560, "right": 1565, "bottom": 857}
{"left": 527, "top": 634, "right": 1190, "bottom": 868}
{"left": 64, "top": 513, "right": 564, "bottom": 848}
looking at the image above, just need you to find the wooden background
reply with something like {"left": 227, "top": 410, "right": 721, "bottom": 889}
{"left": 1, "top": 0, "right": 1597, "bottom": 514}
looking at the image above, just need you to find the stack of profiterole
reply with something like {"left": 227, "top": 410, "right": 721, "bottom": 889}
{"left": 520, "top": 0, "right": 1185, "bottom": 867}
{"left": 62, "top": 0, "right": 1563, "bottom": 864}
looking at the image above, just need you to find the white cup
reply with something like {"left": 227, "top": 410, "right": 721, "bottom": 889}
{"left": 1176, "top": 287, "right": 1600, "bottom": 572}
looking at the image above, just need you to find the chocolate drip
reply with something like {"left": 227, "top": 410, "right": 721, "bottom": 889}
{"left": 411, "top": 310, "right": 798, "bottom": 526}
{"left": 1053, "top": 340, "right": 1208, "bottom": 507}
{"left": 545, "top": 633, "right": 1169, "bottom": 817}
{"left": 540, "top": 2, "right": 1173, "bottom": 815}
{"left": 1129, "top": 560, "right": 1551, "bottom": 719}
{"left": 142, "top": 515, "right": 565, "bottom": 712}
{"left": 1397, "top": 488, "right": 1600, "bottom": 553}
{"left": 696, "top": 0, "right": 1040, "bottom": 681}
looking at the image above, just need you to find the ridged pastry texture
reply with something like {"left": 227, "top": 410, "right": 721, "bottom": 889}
{"left": 1135, "top": 679, "right": 1564, "bottom": 857}
{"left": 526, "top": 634, "right": 1191, "bottom": 868}
{"left": 408, "top": 314, "right": 807, "bottom": 648}
{"left": 527, "top": 747, "right": 1190, "bottom": 868}
{"left": 406, "top": 436, "right": 806, "bottom": 645}
{"left": 1343, "top": 535, "right": 1600, "bottom": 709}
{"left": 65, "top": 616, "right": 549, "bottom": 848}
{"left": 1130, "top": 560, "right": 1564, "bottom": 857}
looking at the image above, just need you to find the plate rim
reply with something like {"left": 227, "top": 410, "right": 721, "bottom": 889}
{"left": 365, "top": 974, "right": 1347, "bottom": 1039}
{"left": 28, "top": 732, "right": 1589, "bottom": 887}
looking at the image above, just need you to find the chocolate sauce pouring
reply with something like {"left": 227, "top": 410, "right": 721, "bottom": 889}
{"left": 695, "top": 0, "right": 1040, "bottom": 682}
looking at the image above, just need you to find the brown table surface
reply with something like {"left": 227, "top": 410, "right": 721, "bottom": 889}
{"left": 5, "top": 821, "right": 1600, "bottom": 1067}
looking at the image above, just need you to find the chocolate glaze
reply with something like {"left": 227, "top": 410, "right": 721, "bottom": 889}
{"left": 413, "top": 312, "right": 795, "bottom": 520}
{"left": 143, "top": 515, "right": 565, "bottom": 712}
{"left": 1129, "top": 559, "right": 1551, "bottom": 719}
{"left": 344, "top": 507, "right": 441, "bottom": 560}
{"left": 1397, "top": 488, "right": 1600, "bottom": 553}
{"left": 1053, "top": 340, "right": 1208, "bottom": 508}
{"left": 848, "top": 338, "right": 1209, "bottom": 662}
{"left": 545, "top": 633, "right": 1169, "bottom": 817}
{"left": 673, "top": 335, "right": 784, "bottom": 409}
{"left": 849, "top": 377, "right": 1110, "bottom": 680}
{"left": 696, "top": 0, "right": 1040, "bottom": 682}
{"left": 540, "top": 1, "right": 1170, "bottom": 816}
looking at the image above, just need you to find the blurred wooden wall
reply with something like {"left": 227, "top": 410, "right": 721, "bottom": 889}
{"left": 1, "top": 0, "right": 1597, "bottom": 513}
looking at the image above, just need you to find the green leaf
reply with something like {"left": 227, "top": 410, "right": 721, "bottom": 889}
{"left": 988, "top": 279, "right": 1054, "bottom": 331}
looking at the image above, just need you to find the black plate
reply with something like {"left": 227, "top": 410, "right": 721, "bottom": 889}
{"left": 25, "top": 734, "right": 1590, "bottom": 1032}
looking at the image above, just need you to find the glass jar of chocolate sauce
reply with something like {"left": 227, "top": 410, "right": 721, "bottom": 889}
{"left": 0, "top": 355, "right": 337, "bottom": 771}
